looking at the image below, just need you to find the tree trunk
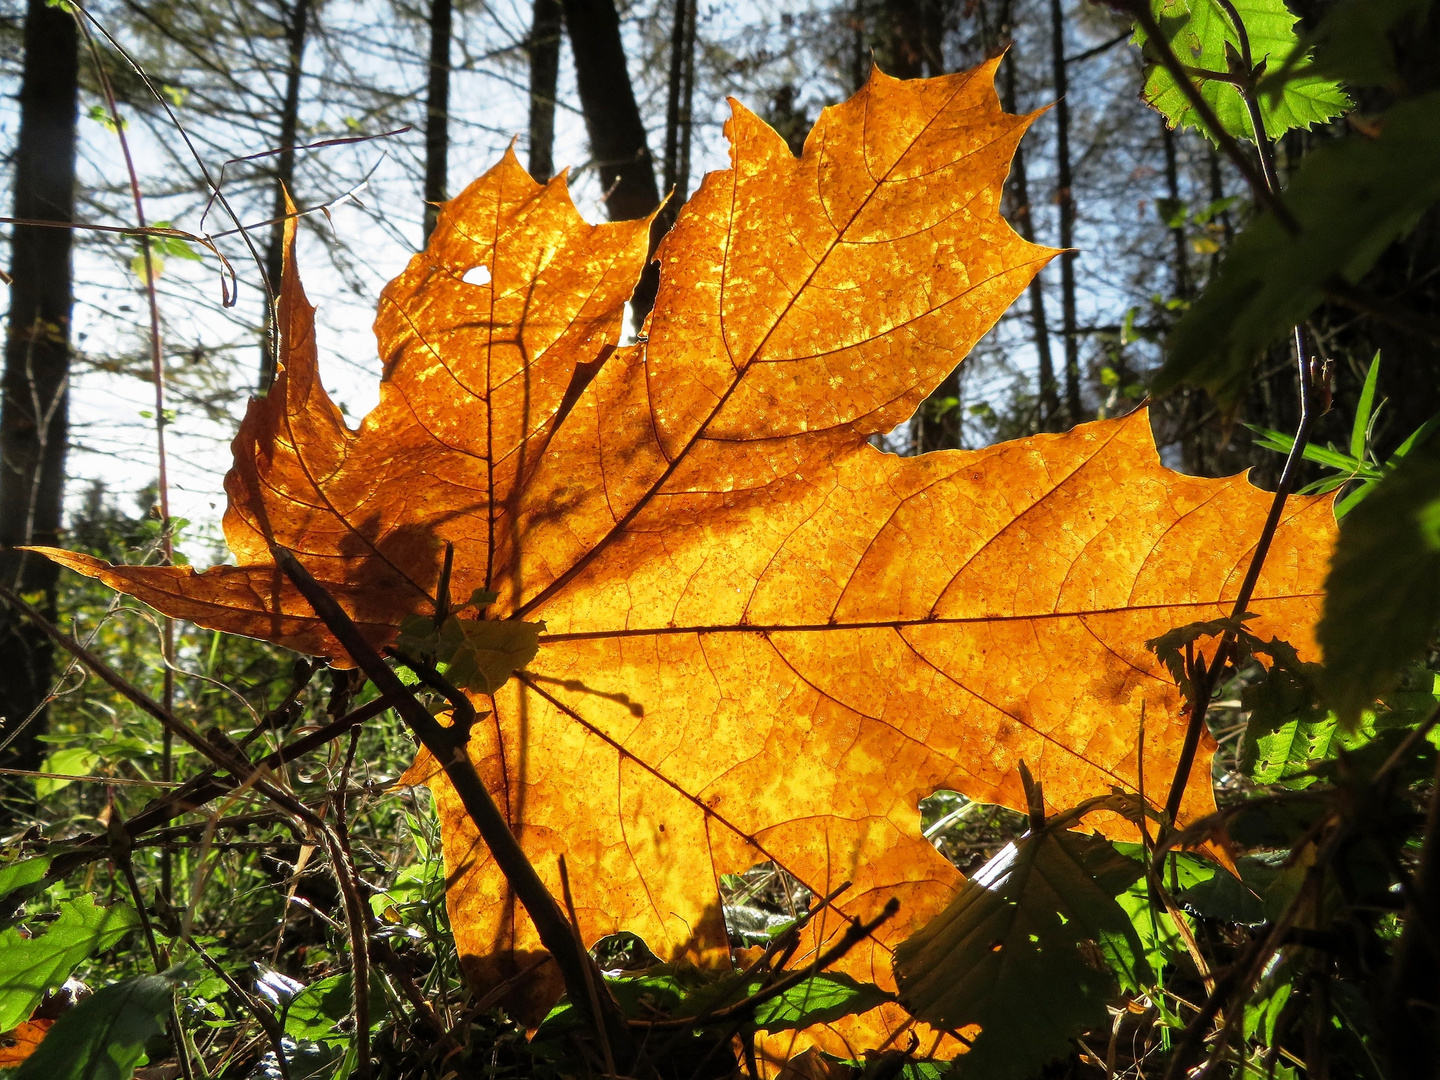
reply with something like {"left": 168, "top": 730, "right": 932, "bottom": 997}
{"left": 259, "top": 0, "right": 311, "bottom": 391}
{"left": 559, "top": 0, "right": 661, "bottom": 322}
{"left": 423, "top": 0, "right": 453, "bottom": 243}
{"left": 0, "top": 0, "right": 79, "bottom": 782}
{"left": 877, "top": 0, "right": 942, "bottom": 78}
{"left": 657, "top": 0, "right": 696, "bottom": 236}
{"left": 1049, "top": 0, "right": 1082, "bottom": 426}
{"left": 1001, "top": 45, "right": 1060, "bottom": 431}
{"left": 868, "top": 0, "right": 959, "bottom": 451}
{"left": 528, "top": 0, "right": 563, "bottom": 181}
{"left": 1160, "top": 117, "right": 1189, "bottom": 299}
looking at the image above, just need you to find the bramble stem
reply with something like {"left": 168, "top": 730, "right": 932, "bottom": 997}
{"left": 269, "top": 545, "right": 637, "bottom": 1066}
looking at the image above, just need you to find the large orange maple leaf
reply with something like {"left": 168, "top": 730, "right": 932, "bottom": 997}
{"left": 41, "top": 62, "right": 1333, "bottom": 1053}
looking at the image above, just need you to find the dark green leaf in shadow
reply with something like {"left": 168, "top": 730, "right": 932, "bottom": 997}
{"left": 1260, "top": 0, "right": 1434, "bottom": 92}
{"left": 1319, "top": 440, "right": 1440, "bottom": 725}
{"left": 1155, "top": 91, "right": 1440, "bottom": 408}
{"left": 13, "top": 967, "right": 185, "bottom": 1080}
{"left": 893, "top": 823, "right": 1146, "bottom": 1080}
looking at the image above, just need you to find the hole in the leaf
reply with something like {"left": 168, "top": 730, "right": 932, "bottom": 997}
{"left": 920, "top": 790, "right": 1027, "bottom": 876}
{"left": 720, "top": 861, "right": 812, "bottom": 948}
{"left": 462, "top": 265, "right": 491, "bottom": 287}
{"left": 591, "top": 931, "right": 660, "bottom": 974}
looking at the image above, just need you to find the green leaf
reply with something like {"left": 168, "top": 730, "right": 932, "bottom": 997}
{"left": 1239, "top": 655, "right": 1348, "bottom": 789}
{"left": 1155, "top": 196, "right": 1188, "bottom": 229}
{"left": 1350, "top": 353, "right": 1382, "bottom": 462}
{"left": 1156, "top": 91, "right": 1440, "bottom": 407}
{"left": 395, "top": 614, "right": 544, "bottom": 696}
{"left": 1260, "top": 0, "right": 1434, "bottom": 92}
{"left": 1134, "top": 0, "right": 1349, "bottom": 143}
{"left": 674, "top": 971, "right": 888, "bottom": 1032}
{"left": 35, "top": 747, "right": 101, "bottom": 798}
{"left": 1392, "top": 413, "right": 1440, "bottom": 462}
{"left": 893, "top": 822, "right": 1146, "bottom": 1080}
{"left": 13, "top": 967, "right": 184, "bottom": 1080}
{"left": 1176, "top": 857, "right": 1273, "bottom": 924}
{"left": 283, "top": 973, "right": 388, "bottom": 1047}
{"left": 0, "top": 896, "right": 140, "bottom": 1031}
{"left": 0, "top": 856, "right": 52, "bottom": 908}
{"left": 747, "top": 973, "right": 888, "bottom": 1031}
{"left": 1319, "top": 439, "right": 1440, "bottom": 725}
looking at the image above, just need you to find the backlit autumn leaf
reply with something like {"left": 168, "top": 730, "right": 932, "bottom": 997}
{"left": 40, "top": 61, "right": 1335, "bottom": 1054}
{"left": 0, "top": 1020, "right": 51, "bottom": 1068}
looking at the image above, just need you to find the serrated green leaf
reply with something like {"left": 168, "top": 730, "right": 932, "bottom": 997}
{"left": 0, "top": 856, "right": 52, "bottom": 908}
{"left": 746, "top": 973, "right": 889, "bottom": 1031}
{"left": 1134, "top": 0, "right": 1349, "bottom": 142}
{"left": 0, "top": 896, "right": 140, "bottom": 1031}
{"left": 283, "top": 973, "right": 387, "bottom": 1047}
{"left": 13, "top": 968, "right": 184, "bottom": 1080}
{"left": 893, "top": 824, "right": 1146, "bottom": 1080}
{"left": 1319, "top": 439, "right": 1440, "bottom": 725}
{"left": 1156, "top": 91, "right": 1440, "bottom": 407}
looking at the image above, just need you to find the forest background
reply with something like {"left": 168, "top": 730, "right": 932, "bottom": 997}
{"left": 0, "top": 0, "right": 1439, "bottom": 1076}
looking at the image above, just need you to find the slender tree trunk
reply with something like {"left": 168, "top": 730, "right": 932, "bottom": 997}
{"left": 259, "top": 0, "right": 311, "bottom": 391}
{"left": 676, "top": 0, "right": 696, "bottom": 202}
{"left": 874, "top": 0, "right": 958, "bottom": 451}
{"left": 850, "top": 0, "right": 870, "bottom": 93}
{"left": 423, "top": 0, "right": 453, "bottom": 243}
{"left": 1049, "top": 0, "right": 1081, "bottom": 425}
{"left": 1207, "top": 143, "right": 1232, "bottom": 276}
{"left": 0, "top": 0, "right": 79, "bottom": 783}
{"left": 1160, "top": 118, "right": 1189, "bottom": 299}
{"left": 657, "top": 0, "right": 697, "bottom": 238}
{"left": 1001, "top": 47, "right": 1060, "bottom": 431}
{"left": 527, "top": 0, "right": 563, "bottom": 181}
{"left": 559, "top": 0, "right": 661, "bottom": 322}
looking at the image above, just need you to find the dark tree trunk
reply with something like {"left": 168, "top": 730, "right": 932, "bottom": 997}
{"left": 657, "top": 0, "right": 696, "bottom": 236}
{"left": 1001, "top": 46, "right": 1060, "bottom": 431}
{"left": 1049, "top": 0, "right": 1081, "bottom": 425}
{"left": 878, "top": 0, "right": 958, "bottom": 452}
{"left": 1160, "top": 118, "right": 1189, "bottom": 299}
{"left": 259, "top": 0, "right": 311, "bottom": 391}
{"left": 559, "top": 0, "right": 661, "bottom": 322}
{"left": 877, "top": 0, "right": 943, "bottom": 78}
{"left": 0, "top": 0, "right": 79, "bottom": 782}
{"left": 423, "top": 0, "right": 453, "bottom": 242}
{"left": 527, "top": 0, "right": 563, "bottom": 181}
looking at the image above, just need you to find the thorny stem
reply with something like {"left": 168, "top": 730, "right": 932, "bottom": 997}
{"left": 268, "top": 545, "right": 637, "bottom": 1067}
{"left": 1164, "top": 326, "right": 1316, "bottom": 823}
{"left": 1210, "top": 0, "right": 1283, "bottom": 193}
{"left": 1157, "top": 0, "right": 1321, "bottom": 822}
